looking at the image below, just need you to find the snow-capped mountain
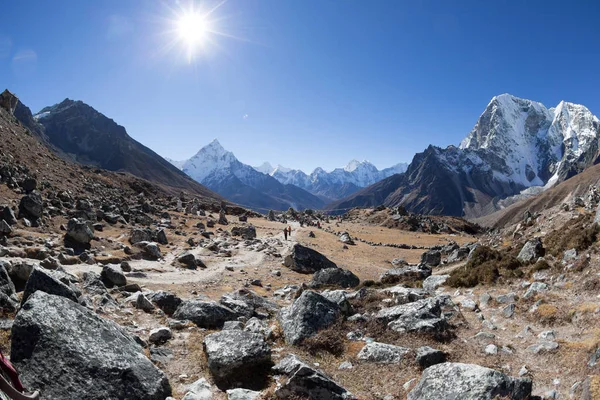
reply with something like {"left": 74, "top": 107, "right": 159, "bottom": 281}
{"left": 253, "top": 159, "right": 408, "bottom": 201}
{"left": 328, "top": 94, "right": 600, "bottom": 217}
{"left": 167, "top": 140, "right": 324, "bottom": 212}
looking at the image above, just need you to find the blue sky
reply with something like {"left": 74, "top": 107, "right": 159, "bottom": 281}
{"left": 2, "top": 0, "right": 600, "bottom": 173}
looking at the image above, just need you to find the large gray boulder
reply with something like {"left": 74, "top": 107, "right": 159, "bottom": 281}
{"left": 21, "top": 266, "right": 81, "bottom": 305}
{"left": 66, "top": 218, "right": 94, "bottom": 245}
{"left": 11, "top": 291, "right": 172, "bottom": 399}
{"left": 357, "top": 342, "right": 411, "bottom": 364}
{"left": 278, "top": 291, "right": 340, "bottom": 345}
{"left": 273, "top": 354, "right": 354, "bottom": 399}
{"left": 173, "top": 300, "right": 238, "bottom": 329}
{"left": 422, "top": 275, "right": 449, "bottom": 292}
{"left": 148, "top": 291, "right": 182, "bottom": 315}
{"left": 101, "top": 264, "right": 127, "bottom": 288}
{"left": 377, "top": 296, "right": 454, "bottom": 334}
{"left": 283, "top": 244, "right": 337, "bottom": 274}
{"left": 203, "top": 330, "right": 271, "bottom": 390}
{"left": 130, "top": 228, "right": 153, "bottom": 244}
{"left": 517, "top": 238, "right": 544, "bottom": 263}
{"left": 380, "top": 263, "right": 432, "bottom": 284}
{"left": 408, "top": 362, "right": 532, "bottom": 400}
{"left": 309, "top": 268, "right": 360, "bottom": 289}
{"left": 421, "top": 250, "right": 441, "bottom": 267}
{"left": 19, "top": 191, "right": 43, "bottom": 220}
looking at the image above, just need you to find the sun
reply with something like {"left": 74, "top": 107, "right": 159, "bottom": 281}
{"left": 177, "top": 12, "right": 210, "bottom": 47}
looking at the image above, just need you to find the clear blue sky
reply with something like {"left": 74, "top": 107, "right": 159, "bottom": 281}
{"left": 2, "top": 0, "right": 600, "bottom": 173}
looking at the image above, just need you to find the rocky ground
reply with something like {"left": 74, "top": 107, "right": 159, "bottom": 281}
{"left": 1, "top": 96, "right": 599, "bottom": 399}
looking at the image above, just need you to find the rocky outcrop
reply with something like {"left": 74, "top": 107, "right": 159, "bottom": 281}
{"left": 21, "top": 266, "right": 81, "bottom": 305}
{"left": 11, "top": 291, "right": 172, "bottom": 399}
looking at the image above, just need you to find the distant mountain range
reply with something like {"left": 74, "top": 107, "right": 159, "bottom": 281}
{"left": 252, "top": 160, "right": 407, "bottom": 202}
{"left": 166, "top": 141, "right": 407, "bottom": 211}
{"left": 328, "top": 94, "right": 600, "bottom": 217}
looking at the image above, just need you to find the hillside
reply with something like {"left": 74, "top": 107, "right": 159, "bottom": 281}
{"left": 30, "top": 98, "right": 219, "bottom": 199}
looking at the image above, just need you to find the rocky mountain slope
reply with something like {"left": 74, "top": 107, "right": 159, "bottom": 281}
{"left": 256, "top": 160, "right": 408, "bottom": 202}
{"left": 327, "top": 94, "right": 600, "bottom": 217}
{"left": 28, "top": 98, "right": 219, "bottom": 199}
{"left": 168, "top": 140, "right": 325, "bottom": 212}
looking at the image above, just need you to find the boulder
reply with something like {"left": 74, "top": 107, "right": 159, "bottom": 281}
{"left": 309, "top": 268, "right": 360, "bottom": 288}
{"left": 148, "top": 291, "right": 182, "bottom": 315}
{"left": 19, "top": 191, "right": 43, "bottom": 220}
{"left": 135, "top": 293, "right": 155, "bottom": 312}
{"left": 273, "top": 354, "right": 354, "bottom": 399}
{"left": 422, "top": 275, "right": 449, "bottom": 291}
{"left": 421, "top": 250, "right": 441, "bottom": 267}
{"left": 218, "top": 210, "right": 228, "bottom": 225}
{"left": 203, "top": 330, "right": 271, "bottom": 390}
{"left": 278, "top": 291, "right": 340, "bottom": 345}
{"left": 320, "top": 290, "right": 352, "bottom": 316}
{"left": 523, "top": 282, "right": 548, "bottom": 299}
{"left": 173, "top": 300, "right": 238, "bottom": 329}
{"left": 380, "top": 263, "right": 431, "bottom": 284}
{"left": 2, "top": 207, "right": 17, "bottom": 226}
{"left": 416, "top": 346, "right": 446, "bottom": 368}
{"left": 21, "top": 266, "right": 81, "bottom": 305}
{"left": 377, "top": 296, "right": 454, "bottom": 334}
{"left": 357, "top": 342, "right": 410, "bottom": 364}
{"left": 130, "top": 228, "right": 152, "bottom": 244}
{"left": 11, "top": 291, "right": 172, "bottom": 399}
{"left": 156, "top": 229, "right": 169, "bottom": 245}
{"left": 0, "top": 220, "right": 12, "bottom": 235}
{"left": 517, "top": 238, "right": 544, "bottom": 263}
{"left": 380, "top": 285, "right": 428, "bottom": 305}
{"left": 136, "top": 241, "right": 162, "bottom": 260}
{"left": 447, "top": 247, "right": 470, "bottom": 263}
{"left": 6, "top": 261, "right": 35, "bottom": 291}
{"left": 339, "top": 232, "right": 354, "bottom": 245}
{"left": 66, "top": 218, "right": 94, "bottom": 245}
{"left": 283, "top": 244, "right": 338, "bottom": 274}
{"left": 181, "top": 378, "right": 213, "bottom": 400}
{"left": 176, "top": 252, "right": 205, "bottom": 269}
{"left": 149, "top": 327, "right": 172, "bottom": 345}
{"left": 407, "top": 362, "right": 532, "bottom": 400}
{"left": 231, "top": 225, "right": 257, "bottom": 240}
{"left": 101, "top": 264, "right": 127, "bottom": 288}
{"left": 226, "top": 388, "right": 260, "bottom": 399}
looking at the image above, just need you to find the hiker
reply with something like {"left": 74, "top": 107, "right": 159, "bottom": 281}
{"left": 288, "top": 226, "right": 292, "bottom": 237}
{"left": 283, "top": 227, "right": 288, "bottom": 241}
{"left": 317, "top": 221, "right": 321, "bottom": 229}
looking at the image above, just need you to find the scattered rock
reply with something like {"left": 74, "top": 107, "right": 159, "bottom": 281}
{"left": 203, "top": 330, "right": 271, "bottom": 390}
{"left": 226, "top": 388, "right": 260, "bottom": 400}
{"left": 181, "top": 378, "right": 213, "bottom": 400}
{"left": 517, "top": 238, "right": 544, "bottom": 263}
{"left": 136, "top": 293, "right": 155, "bottom": 312}
{"left": 21, "top": 266, "right": 80, "bottom": 305}
{"left": 231, "top": 225, "right": 257, "bottom": 240}
{"left": 422, "top": 275, "right": 449, "bottom": 291}
{"left": 380, "top": 264, "right": 431, "bottom": 284}
{"left": 339, "top": 232, "right": 354, "bottom": 245}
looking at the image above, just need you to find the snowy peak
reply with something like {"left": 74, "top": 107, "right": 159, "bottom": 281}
{"left": 254, "top": 162, "right": 274, "bottom": 174}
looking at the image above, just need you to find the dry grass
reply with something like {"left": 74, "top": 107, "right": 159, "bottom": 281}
{"left": 544, "top": 214, "right": 599, "bottom": 257}
{"left": 446, "top": 246, "right": 522, "bottom": 287}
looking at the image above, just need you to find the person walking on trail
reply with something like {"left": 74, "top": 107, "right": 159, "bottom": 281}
{"left": 288, "top": 226, "right": 292, "bottom": 237}
{"left": 283, "top": 227, "right": 288, "bottom": 241}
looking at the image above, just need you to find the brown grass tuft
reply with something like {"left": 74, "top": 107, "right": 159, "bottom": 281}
{"left": 446, "top": 246, "right": 522, "bottom": 288}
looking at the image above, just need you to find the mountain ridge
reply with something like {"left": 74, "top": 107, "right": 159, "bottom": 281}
{"left": 327, "top": 93, "right": 600, "bottom": 217}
